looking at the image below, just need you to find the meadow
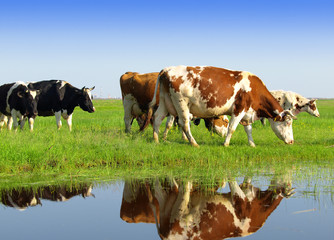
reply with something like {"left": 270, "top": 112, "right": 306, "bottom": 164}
{"left": 0, "top": 99, "right": 333, "bottom": 187}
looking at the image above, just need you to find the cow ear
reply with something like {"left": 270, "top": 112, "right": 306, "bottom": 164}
{"left": 309, "top": 99, "right": 317, "bottom": 104}
{"left": 17, "top": 91, "right": 24, "bottom": 98}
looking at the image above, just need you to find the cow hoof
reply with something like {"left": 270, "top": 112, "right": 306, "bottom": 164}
{"left": 191, "top": 143, "right": 199, "bottom": 148}
{"left": 249, "top": 142, "right": 256, "bottom": 147}
{"left": 223, "top": 143, "right": 229, "bottom": 147}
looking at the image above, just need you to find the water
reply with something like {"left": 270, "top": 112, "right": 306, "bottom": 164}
{"left": 0, "top": 176, "right": 333, "bottom": 240}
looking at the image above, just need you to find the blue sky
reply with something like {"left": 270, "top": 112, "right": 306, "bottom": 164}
{"left": 0, "top": 0, "right": 333, "bottom": 98}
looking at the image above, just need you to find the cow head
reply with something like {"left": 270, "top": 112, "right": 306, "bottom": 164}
{"left": 77, "top": 87, "right": 95, "bottom": 113}
{"left": 17, "top": 87, "right": 39, "bottom": 118}
{"left": 268, "top": 110, "right": 296, "bottom": 144}
{"left": 305, "top": 99, "right": 320, "bottom": 117}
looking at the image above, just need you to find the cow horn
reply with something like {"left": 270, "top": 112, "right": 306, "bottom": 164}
{"left": 283, "top": 110, "right": 297, "bottom": 120}
{"left": 88, "top": 86, "right": 95, "bottom": 91}
{"left": 17, "top": 91, "right": 24, "bottom": 98}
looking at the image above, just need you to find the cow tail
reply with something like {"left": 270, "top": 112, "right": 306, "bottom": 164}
{"left": 139, "top": 72, "right": 161, "bottom": 131}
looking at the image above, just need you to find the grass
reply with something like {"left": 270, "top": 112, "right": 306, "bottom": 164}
{"left": 0, "top": 99, "right": 332, "bottom": 186}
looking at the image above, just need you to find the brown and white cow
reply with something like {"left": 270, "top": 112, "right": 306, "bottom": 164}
{"left": 271, "top": 90, "right": 320, "bottom": 117}
{"left": 260, "top": 90, "right": 320, "bottom": 125}
{"left": 120, "top": 71, "right": 228, "bottom": 137}
{"left": 120, "top": 72, "right": 161, "bottom": 132}
{"left": 120, "top": 177, "right": 294, "bottom": 240}
{"left": 145, "top": 66, "right": 296, "bottom": 147}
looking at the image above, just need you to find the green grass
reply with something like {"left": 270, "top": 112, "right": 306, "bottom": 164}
{"left": 0, "top": 99, "right": 333, "bottom": 184}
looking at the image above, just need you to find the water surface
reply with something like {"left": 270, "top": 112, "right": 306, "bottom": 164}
{"left": 0, "top": 175, "right": 333, "bottom": 240}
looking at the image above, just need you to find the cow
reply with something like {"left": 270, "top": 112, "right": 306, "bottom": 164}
{"left": 271, "top": 90, "right": 320, "bottom": 117}
{"left": 120, "top": 177, "right": 294, "bottom": 240}
{"left": 260, "top": 90, "right": 320, "bottom": 126}
{"left": 120, "top": 180, "right": 160, "bottom": 224}
{"left": 0, "top": 81, "right": 39, "bottom": 131}
{"left": 39, "top": 184, "right": 94, "bottom": 202}
{"left": 120, "top": 72, "right": 228, "bottom": 137}
{"left": 27, "top": 80, "right": 95, "bottom": 131}
{"left": 120, "top": 72, "right": 162, "bottom": 132}
{"left": 144, "top": 66, "right": 296, "bottom": 147}
{"left": 0, "top": 188, "right": 41, "bottom": 211}
{"left": 0, "top": 184, "right": 94, "bottom": 211}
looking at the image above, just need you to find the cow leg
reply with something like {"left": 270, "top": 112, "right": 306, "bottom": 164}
{"left": 229, "top": 180, "right": 246, "bottom": 206}
{"left": 124, "top": 108, "right": 134, "bottom": 133}
{"left": 28, "top": 117, "right": 35, "bottom": 132}
{"left": 7, "top": 116, "right": 13, "bottom": 130}
{"left": 153, "top": 98, "right": 169, "bottom": 143}
{"left": 243, "top": 124, "right": 256, "bottom": 147}
{"left": 122, "top": 98, "right": 135, "bottom": 133}
{"left": 0, "top": 114, "right": 7, "bottom": 130}
{"left": 163, "top": 115, "right": 174, "bottom": 140}
{"left": 62, "top": 113, "right": 73, "bottom": 131}
{"left": 170, "top": 97, "right": 198, "bottom": 147}
{"left": 177, "top": 114, "right": 198, "bottom": 147}
{"left": 20, "top": 117, "right": 27, "bottom": 130}
{"left": 11, "top": 110, "right": 20, "bottom": 131}
{"left": 223, "top": 112, "right": 246, "bottom": 146}
{"left": 55, "top": 111, "right": 62, "bottom": 129}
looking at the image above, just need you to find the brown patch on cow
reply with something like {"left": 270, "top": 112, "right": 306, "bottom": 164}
{"left": 247, "top": 75, "right": 284, "bottom": 120}
{"left": 234, "top": 89, "right": 252, "bottom": 116}
{"left": 309, "top": 100, "right": 317, "bottom": 111}
{"left": 120, "top": 72, "right": 160, "bottom": 112}
{"left": 213, "top": 116, "right": 229, "bottom": 128}
{"left": 295, "top": 103, "right": 302, "bottom": 110}
{"left": 171, "top": 220, "right": 184, "bottom": 235}
{"left": 197, "top": 67, "right": 243, "bottom": 108}
{"left": 246, "top": 191, "right": 284, "bottom": 233}
{"left": 198, "top": 202, "right": 240, "bottom": 239}
{"left": 296, "top": 97, "right": 300, "bottom": 102}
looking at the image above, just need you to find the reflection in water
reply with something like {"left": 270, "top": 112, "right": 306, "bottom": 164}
{"left": 0, "top": 184, "right": 94, "bottom": 211}
{"left": 121, "top": 176, "right": 294, "bottom": 240}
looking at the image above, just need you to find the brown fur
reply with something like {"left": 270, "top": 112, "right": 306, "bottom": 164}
{"left": 120, "top": 72, "right": 160, "bottom": 112}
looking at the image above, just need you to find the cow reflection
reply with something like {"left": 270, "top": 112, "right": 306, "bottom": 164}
{"left": 1, "top": 184, "right": 94, "bottom": 211}
{"left": 1, "top": 188, "right": 41, "bottom": 211}
{"left": 120, "top": 177, "right": 294, "bottom": 240}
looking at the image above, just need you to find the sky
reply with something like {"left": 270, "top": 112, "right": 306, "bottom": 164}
{"left": 0, "top": 0, "right": 333, "bottom": 98}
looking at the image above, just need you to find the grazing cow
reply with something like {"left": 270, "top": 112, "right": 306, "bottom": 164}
{"left": 120, "top": 72, "right": 228, "bottom": 137}
{"left": 193, "top": 115, "right": 229, "bottom": 137}
{"left": 120, "top": 177, "right": 294, "bottom": 240}
{"left": 27, "top": 80, "right": 95, "bottom": 131}
{"left": 260, "top": 90, "right": 320, "bottom": 125}
{"left": 120, "top": 72, "right": 162, "bottom": 132}
{"left": 0, "top": 82, "right": 38, "bottom": 131}
{"left": 271, "top": 90, "right": 320, "bottom": 117}
{"left": 0, "top": 184, "right": 94, "bottom": 211}
{"left": 145, "top": 66, "right": 296, "bottom": 147}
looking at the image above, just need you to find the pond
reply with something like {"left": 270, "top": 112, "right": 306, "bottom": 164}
{"left": 0, "top": 171, "right": 333, "bottom": 240}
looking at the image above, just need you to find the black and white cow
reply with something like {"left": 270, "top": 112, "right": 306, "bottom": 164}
{"left": 0, "top": 81, "right": 38, "bottom": 131}
{"left": 27, "top": 80, "right": 95, "bottom": 131}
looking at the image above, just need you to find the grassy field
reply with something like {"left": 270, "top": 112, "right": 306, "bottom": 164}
{"left": 0, "top": 99, "right": 333, "bottom": 184}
